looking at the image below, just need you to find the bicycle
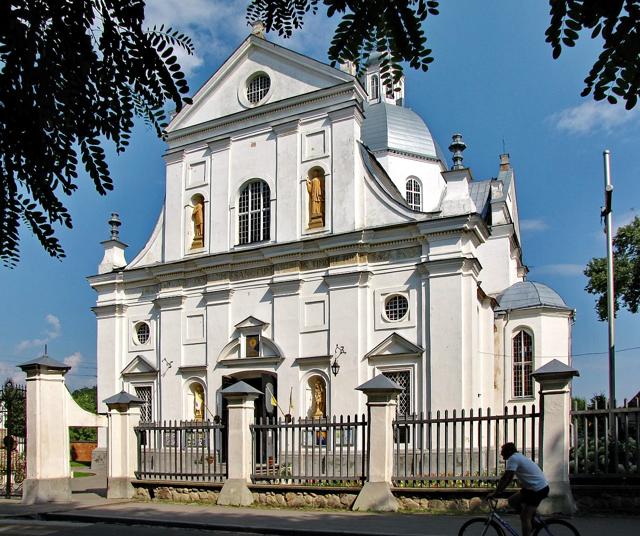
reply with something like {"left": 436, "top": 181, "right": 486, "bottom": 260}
{"left": 457, "top": 498, "right": 580, "bottom": 536}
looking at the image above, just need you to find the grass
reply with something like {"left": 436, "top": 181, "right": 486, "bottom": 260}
{"left": 71, "top": 460, "right": 94, "bottom": 478}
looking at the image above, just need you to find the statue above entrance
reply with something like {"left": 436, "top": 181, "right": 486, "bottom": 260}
{"left": 306, "top": 168, "right": 325, "bottom": 229}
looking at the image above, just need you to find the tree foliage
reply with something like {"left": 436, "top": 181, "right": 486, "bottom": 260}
{"left": 0, "top": 0, "right": 193, "bottom": 266}
{"left": 247, "top": 0, "right": 438, "bottom": 88}
{"left": 69, "top": 385, "right": 98, "bottom": 442}
{"left": 546, "top": 0, "right": 640, "bottom": 110}
{"left": 0, "top": 380, "right": 25, "bottom": 438}
{"left": 585, "top": 216, "right": 640, "bottom": 321}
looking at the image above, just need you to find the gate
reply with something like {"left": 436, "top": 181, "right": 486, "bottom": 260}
{"left": 0, "top": 380, "right": 27, "bottom": 497}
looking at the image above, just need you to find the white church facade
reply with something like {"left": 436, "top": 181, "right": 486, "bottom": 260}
{"left": 89, "top": 33, "right": 574, "bottom": 431}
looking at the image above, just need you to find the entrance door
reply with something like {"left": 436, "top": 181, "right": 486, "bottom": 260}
{"left": 221, "top": 373, "right": 277, "bottom": 463}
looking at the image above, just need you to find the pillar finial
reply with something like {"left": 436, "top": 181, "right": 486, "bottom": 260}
{"left": 448, "top": 133, "right": 467, "bottom": 170}
{"left": 108, "top": 212, "right": 121, "bottom": 240}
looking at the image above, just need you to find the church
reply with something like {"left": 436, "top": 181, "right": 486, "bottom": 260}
{"left": 89, "top": 31, "right": 574, "bottom": 430}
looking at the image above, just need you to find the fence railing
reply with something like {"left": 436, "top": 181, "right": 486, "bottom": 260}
{"left": 0, "top": 382, "right": 26, "bottom": 497}
{"left": 250, "top": 415, "right": 368, "bottom": 486}
{"left": 135, "top": 420, "right": 227, "bottom": 482}
{"left": 393, "top": 405, "right": 540, "bottom": 487}
{"left": 570, "top": 400, "right": 640, "bottom": 479}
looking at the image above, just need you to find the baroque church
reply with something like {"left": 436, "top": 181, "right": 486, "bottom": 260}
{"left": 89, "top": 32, "right": 574, "bottom": 431}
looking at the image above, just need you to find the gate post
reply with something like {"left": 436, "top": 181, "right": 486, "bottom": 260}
{"left": 532, "top": 359, "right": 579, "bottom": 515}
{"left": 19, "top": 355, "right": 72, "bottom": 504}
{"left": 104, "top": 391, "right": 143, "bottom": 498}
{"left": 217, "top": 381, "right": 261, "bottom": 506}
{"left": 353, "top": 375, "right": 402, "bottom": 512}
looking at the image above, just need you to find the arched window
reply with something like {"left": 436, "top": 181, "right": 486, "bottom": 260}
{"left": 238, "top": 180, "right": 270, "bottom": 245}
{"left": 513, "top": 330, "right": 534, "bottom": 398}
{"left": 406, "top": 178, "right": 422, "bottom": 211}
{"left": 370, "top": 75, "right": 380, "bottom": 101}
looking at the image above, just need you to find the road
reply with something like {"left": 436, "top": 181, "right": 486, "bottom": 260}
{"left": 0, "top": 520, "right": 272, "bottom": 536}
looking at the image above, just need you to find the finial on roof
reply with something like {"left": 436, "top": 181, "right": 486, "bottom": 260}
{"left": 499, "top": 153, "right": 511, "bottom": 171}
{"left": 339, "top": 60, "right": 357, "bottom": 76}
{"left": 449, "top": 133, "right": 467, "bottom": 170}
{"left": 251, "top": 21, "right": 266, "bottom": 39}
{"left": 108, "top": 212, "right": 121, "bottom": 240}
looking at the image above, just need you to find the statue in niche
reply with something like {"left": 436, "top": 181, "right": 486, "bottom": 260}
{"left": 193, "top": 383, "right": 205, "bottom": 420}
{"left": 191, "top": 197, "right": 204, "bottom": 249}
{"left": 306, "top": 168, "right": 325, "bottom": 228}
{"left": 310, "top": 377, "right": 326, "bottom": 418}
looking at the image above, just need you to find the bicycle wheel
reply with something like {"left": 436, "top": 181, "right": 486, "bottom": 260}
{"left": 533, "top": 518, "right": 581, "bottom": 536}
{"left": 458, "top": 517, "right": 505, "bottom": 536}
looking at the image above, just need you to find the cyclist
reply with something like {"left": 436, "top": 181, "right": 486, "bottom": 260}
{"left": 487, "top": 442, "right": 550, "bottom": 536}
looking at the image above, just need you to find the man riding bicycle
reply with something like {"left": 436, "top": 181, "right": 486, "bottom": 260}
{"left": 487, "top": 442, "right": 550, "bottom": 536}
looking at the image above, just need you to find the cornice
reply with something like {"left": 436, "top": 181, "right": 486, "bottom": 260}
{"left": 165, "top": 84, "right": 361, "bottom": 150}
{"left": 418, "top": 256, "right": 481, "bottom": 278}
{"left": 217, "top": 357, "right": 284, "bottom": 368}
{"left": 269, "top": 278, "right": 302, "bottom": 297}
{"left": 153, "top": 295, "right": 185, "bottom": 310}
{"left": 203, "top": 287, "right": 234, "bottom": 305}
{"left": 91, "top": 304, "right": 128, "bottom": 318}
{"left": 323, "top": 270, "right": 372, "bottom": 289}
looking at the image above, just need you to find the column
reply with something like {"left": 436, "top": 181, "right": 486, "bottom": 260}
{"left": 19, "top": 355, "right": 72, "bottom": 504}
{"left": 532, "top": 359, "right": 579, "bottom": 515}
{"left": 104, "top": 391, "right": 144, "bottom": 499}
{"left": 352, "top": 375, "right": 402, "bottom": 512}
{"left": 217, "top": 381, "right": 261, "bottom": 506}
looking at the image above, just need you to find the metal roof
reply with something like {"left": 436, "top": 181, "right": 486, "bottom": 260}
{"left": 496, "top": 281, "right": 570, "bottom": 312}
{"left": 18, "top": 355, "right": 70, "bottom": 371}
{"left": 469, "top": 180, "right": 492, "bottom": 219}
{"left": 362, "top": 102, "right": 446, "bottom": 162}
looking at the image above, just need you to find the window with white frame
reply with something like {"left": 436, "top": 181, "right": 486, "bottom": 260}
{"left": 406, "top": 178, "right": 421, "bottom": 211}
{"left": 246, "top": 73, "right": 271, "bottom": 104}
{"left": 513, "top": 330, "right": 534, "bottom": 398}
{"left": 385, "top": 294, "right": 409, "bottom": 322}
{"left": 134, "top": 386, "right": 153, "bottom": 422}
{"left": 370, "top": 74, "right": 380, "bottom": 101}
{"left": 238, "top": 180, "right": 270, "bottom": 245}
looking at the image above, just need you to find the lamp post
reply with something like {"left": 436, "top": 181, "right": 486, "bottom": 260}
{"left": 328, "top": 345, "right": 345, "bottom": 417}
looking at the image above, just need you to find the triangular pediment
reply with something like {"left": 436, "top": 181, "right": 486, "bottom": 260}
{"left": 365, "top": 333, "right": 424, "bottom": 360}
{"left": 168, "top": 35, "right": 355, "bottom": 132}
{"left": 121, "top": 355, "right": 158, "bottom": 376}
{"left": 234, "top": 315, "right": 269, "bottom": 331}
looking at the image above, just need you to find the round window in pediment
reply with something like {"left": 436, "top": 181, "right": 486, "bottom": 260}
{"left": 385, "top": 295, "right": 409, "bottom": 322}
{"left": 246, "top": 73, "right": 271, "bottom": 104}
{"left": 135, "top": 322, "right": 150, "bottom": 345}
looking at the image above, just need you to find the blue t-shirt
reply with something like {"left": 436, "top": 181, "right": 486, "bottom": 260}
{"left": 505, "top": 453, "right": 548, "bottom": 491}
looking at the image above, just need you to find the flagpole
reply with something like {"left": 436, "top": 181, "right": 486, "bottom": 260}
{"left": 602, "top": 149, "right": 616, "bottom": 408}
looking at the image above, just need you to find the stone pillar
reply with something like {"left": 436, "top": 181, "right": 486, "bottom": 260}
{"left": 217, "top": 381, "right": 262, "bottom": 506}
{"left": 532, "top": 359, "right": 579, "bottom": 515}
{"left": 353, "top": 375, "right": 402, "bottom": 512}
{"left": 104, "top": 391, "right": 144, "bottom": 499}
{"left": 19, "top": 355, "right": 72, "bottom": 504}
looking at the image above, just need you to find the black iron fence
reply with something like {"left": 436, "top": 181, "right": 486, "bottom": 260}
{"left": 393, "top": 405, "right": 540, "bottom": 487}
{"left": 251, "top": 415, "right": 368, "bottom": 486}
{"left": 570, "top": 400, "right": 640, "bottom": 480}
{"left": 135, "top": 420, "right": 227, "bottom": 482}
{"left": 0, "top": 381, "right": 26, "bottom": 498}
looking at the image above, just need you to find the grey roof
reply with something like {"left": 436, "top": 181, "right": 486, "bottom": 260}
{"left": 18, "top": 355, "right": 70, "bottom": 371}
{"left": 221, "top": 381, "right": 262, "bottom": 396}
{"left": 103, "top": 390, "right": 144, "bottom": 406}
{"left": 356, "top": 374, "right": 403, "bottom": 393}
{"left": 532, "top": 359, "right": 579, "bottom": 379}
{"left": 496, "top": 281, "right": 570, "bottom": 312}
{"left": 469, "top": 180, "right": 492, "bottom": 219}
{"left": 362, "top": 102, "right": 446, "bottom": 163}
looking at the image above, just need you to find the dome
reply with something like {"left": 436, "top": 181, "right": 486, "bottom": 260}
{"left": 362, "top": 102, "right": 446, "bottom": 163}
{"left": 496, "top": 281, "right": 570, "bottom": 312}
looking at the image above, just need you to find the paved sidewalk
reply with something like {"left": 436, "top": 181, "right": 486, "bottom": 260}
{"left": 0, "top": 476, "right": 636, "bottom": 536}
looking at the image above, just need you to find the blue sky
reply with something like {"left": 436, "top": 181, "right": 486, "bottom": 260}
{"left": 1, "top": 1, "right": 639, "bottom": 402}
